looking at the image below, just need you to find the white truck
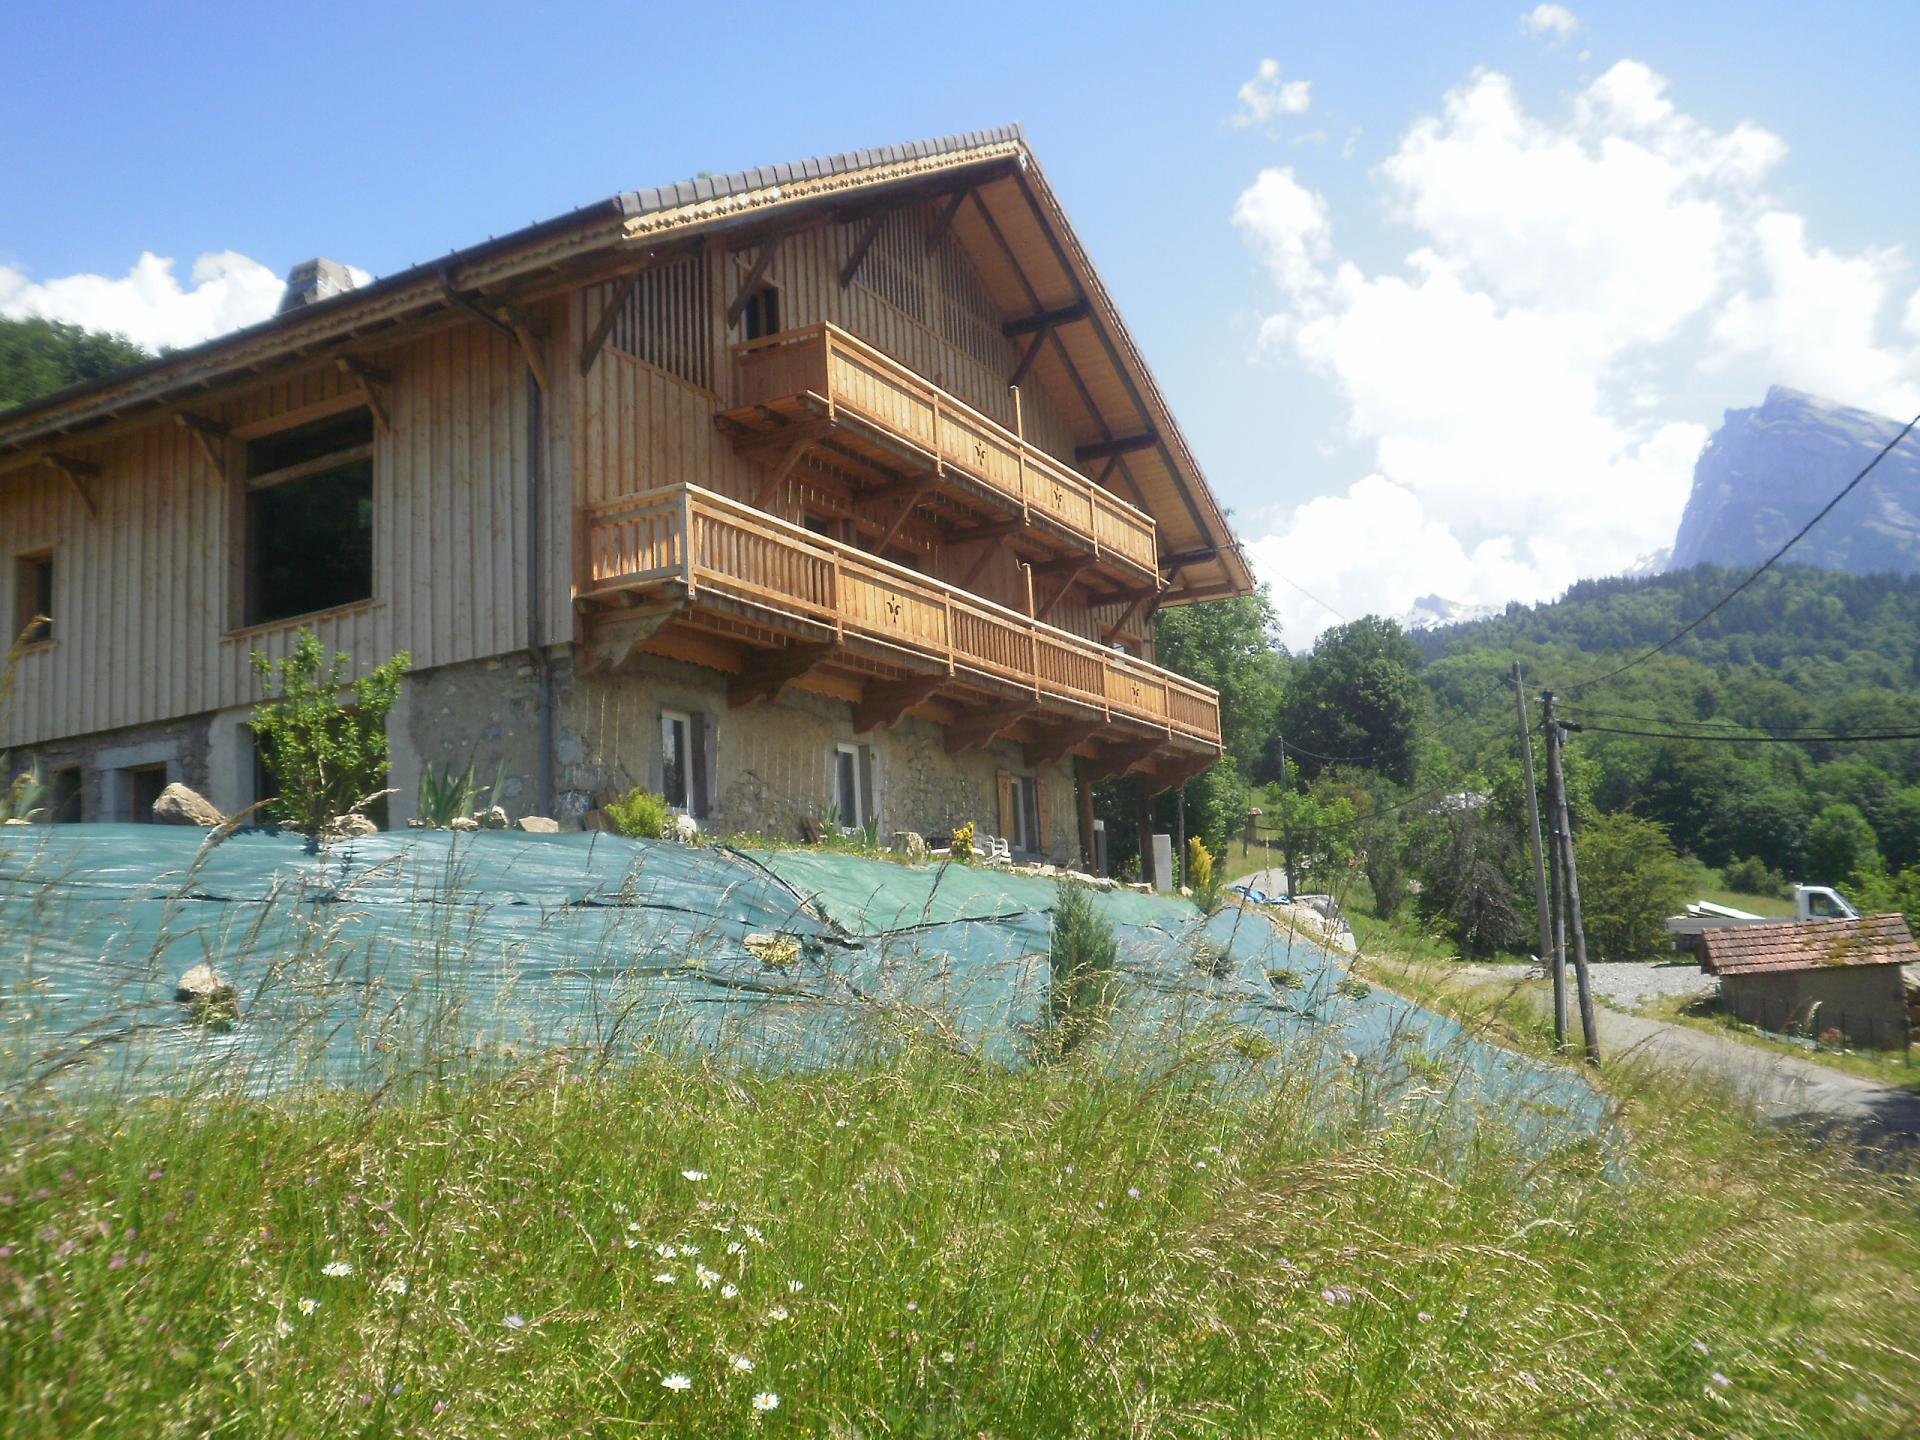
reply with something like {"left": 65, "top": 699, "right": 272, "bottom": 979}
{"left": 1665, "top": 885, "right": 1859, "bottom": 952}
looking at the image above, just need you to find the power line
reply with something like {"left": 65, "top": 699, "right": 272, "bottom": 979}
{"left": 1565, "top": 721, "right": 1920, "bottom": 744}
{"left": 1556, "top": 703, "right": 1889, "bottom": 737}
{"left": 1553, "top": 411, "right": 1920, "bottom": 695}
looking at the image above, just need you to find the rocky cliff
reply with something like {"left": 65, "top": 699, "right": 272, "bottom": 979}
{"left": 1669, "top": 386, "right": 1920, "bottom": 575}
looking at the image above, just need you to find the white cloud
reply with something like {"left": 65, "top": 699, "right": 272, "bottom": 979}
{"left": 1234, "top": 58, "right": 1920, "bottom": 643}
{"left": 1233, "top": 59, "right": 1312, "bottom": 131}
{"left": 0, "top": 250, "right": 367, "bottom": 352}
{"left": 1523, "top": 4, "right": 1579, "bottom": 41}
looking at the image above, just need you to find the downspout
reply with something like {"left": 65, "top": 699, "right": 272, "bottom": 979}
{"left": 527, "top": 366, "right": 554, "bottom": 817}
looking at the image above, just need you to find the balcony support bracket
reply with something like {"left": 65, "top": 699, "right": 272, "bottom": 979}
{"left": 945, "top": 703, "right": 1036, "bottom": 755}
{"left": 44, "top": 454, "right": 100, "bottom": 520}
{"left": 751, "top": 428, "right": 825, "bottom": 511}
{"left": 854, "top": 674, "right": 946, "bottom": 733}
{"left": 729, "top": 641, "right": 840, "bottom": 709}
{"left": 175, "top": 411, "right": 231, "bottom": 469}
{"left": 1080, "top": 740, "right": 1164, "bottom": 783}
{"left": 1025, "top": 722, "right": 1101, "bottom": 769}
{"left": 581, "top": 597, "right": 682, "bottom": 676}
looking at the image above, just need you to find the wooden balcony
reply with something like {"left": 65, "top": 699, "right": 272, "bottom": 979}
{"left": 715, "top": 324, "right": 1159, "bottom": 589}
{"left": 577, "top": 484, "right": 1220, "bottom": 780}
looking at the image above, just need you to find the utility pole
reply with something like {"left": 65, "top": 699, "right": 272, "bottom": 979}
{"left": 1513, "top": 663, "right": 1564, "bottom": 1050}
{"left": 1542, "top": 692, "right": 1601, "bottom": 1064}
{"left": 1275, "top": 735, "right": 1294, "bottom": 900}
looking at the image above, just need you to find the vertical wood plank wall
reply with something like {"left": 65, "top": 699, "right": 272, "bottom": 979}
{"left": 1, "top": 314, "right": 571, "bottom": 749}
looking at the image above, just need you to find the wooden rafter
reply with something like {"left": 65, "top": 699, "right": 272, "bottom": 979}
{"left": 579, "top": 267, "right": 644, "bottom": 375}
{"left": 853, "top": 674, "right": 946, "bottom": 733}
{"left": 751, "top": 430, "right": 822, "bottom": 511}
{"left": 1025, "top": 721, "right": 1100, "bottom": 768}
{"left": 44, "top": 454, "right": 99, "bottom": 519}
{"left": 924, "top": 187, "right": 970, "bottom": 255}
{"left": 838, "top": 211, "right": 888, "bottom": 288}
{"left": 727, "top": 228, "right": 789, "bottom": 329}
{"left": 1009, "top": 324, "right": 1050, "bottom": 388}
{"left": 1076, "top": 433, "right": 1157, "bottom": 463}
{"left": 1079, "top": 740, "right": 1164, "bottom": 782}
{"left": 1003, "top": 303, "right": 1088, "bottom": 337}
{"left": 942, "top": 517, "right": 1024, "bottom": 549}
{"left": 728, "top": 642, "right": 840, "bottom": 709}
{"left": 944, "top": 703, "right": 1036, "bottom": 755}
{"left": 335, "top": 356, "right": 393, "bottom": 434}
{"left": 175, "top": 411, "right": 230, "bottom": 469}
{"left": 501, "top": 305, "right": 550, "bottom": 393}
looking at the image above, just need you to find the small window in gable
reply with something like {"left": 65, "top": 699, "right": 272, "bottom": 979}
{"left": 738, "top": 282, "right": 781, "bottom": 342}
{"left": 610, "top": 253, "right": 713, "bottom": 390}
{"left": 14, "top": 550, "right": 53, "bottom": 646}
{"left": 243, "top": 407, "right": 374, "bottom": 627}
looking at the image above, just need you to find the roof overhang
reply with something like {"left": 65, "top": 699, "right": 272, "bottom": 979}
{"left": 0, "top": 126, "right": 1251, "bottom": 602}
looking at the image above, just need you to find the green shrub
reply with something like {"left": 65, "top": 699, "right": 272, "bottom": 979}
{"left": 1721, "top": 854, "right": 1787, "bottom": 900}
{"left": 249, "top": 631, "right": 410, "bottom": 834}
{"left": 1576, "top": 812, "right": 1693, "bottom": 960}
{"left": 1047, "top": 881, "right": 1119, "bottom": 1056}
{"left": 417, "top": 760, "right": 500, "bottom": 829}
{"left": 605, "top": 787, "right": 671, "bottom": 840}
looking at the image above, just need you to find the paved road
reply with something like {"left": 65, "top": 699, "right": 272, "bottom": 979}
{"left": 1467, "top": 969, "right": 1920, "bottom": 1152}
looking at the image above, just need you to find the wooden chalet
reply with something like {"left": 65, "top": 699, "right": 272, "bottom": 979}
{"left": 0, "top": 126, "right": 1252, "bottom": 859}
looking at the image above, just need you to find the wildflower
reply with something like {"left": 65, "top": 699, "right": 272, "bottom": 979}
{"left": 905, "top": 1300, "right": 919, "bottom": 1312}
{"left": 696, "top": 1265, "right": 721, "bottom": 1289}
{"left": 726, "top": 1241, "right": 746, "bottom": 1256}
{"left": 612, "top": 1202, "right": 628, "bottom": 1214}
{"left": 108, "top": 1252, "right": 127, "bottom": 1271}
{"left": 1126, "top": 1187, "right": 1141, "bottom": 1200}
{"left": 681, "top": 1170, "right": 709, "bottom": 1183}
{"left": 1692, "top": 1341, "right": 1710, "bottom": 1357}
{"left": 622, "top": 1238, "right": 639, "bottom": 1249}
{"left": 835, "top": 1118, "right": 850, "bottom": 1128}
{"left": 742, "top": 1224, "right": 764, "bottom": 1242}
{"left": 1417, "top": 1311, "right": 1433, "bottom": 1323}
{"left": 276, "top": 1319, "right": 292, "bottom": 1338}
{"left": 627, "top": 1221, "right": 642, "bottom": 1232}
{"left": 299, "top": 1297, "right": 319, "bottom": 1316}
{"left": 1710, "top": 1372, "right": 1731, "bottom": 1390}
{"left": 766, "top": 1305, "right": 791, "bottom": 1322}
{"left": 147, "top": 1169, "right": 164, "bottom": 1181}
{"left": 653, "top": 1272, "right": 677, "bottom": 1284}
{"left": 322, "top": 1261, "right": 353, "bottom": 1278}
{"left": 1195, "top": 1159, "right": 1208, "bottom": 1170}
{"left": 1321, "top": 1287, "right": 1352, "bottom": 1306}
{"left": 752, "top": 1392, "right": 780, "bottom": 1412}
{"left": 380, "top": 1275, "right": 408, "bottom": 1297}
{"left": 662, "top": 1373, "right": 692, "bottom": 1392}
{"left": 677, "top": 1243, "right": 701, "bottom": 1258}
{"left": 786, "top": 1279, "right": 805, "bottom": 1293}
{"left": 503, "top": 1314, "right": 526, "bottom": 1329}
{"left": 655, "top": 1242, "right": 676, "bottom": 1258}
{"left": 721, "top": 1283, "right": 740, "bottom": 1299}
{"left": 940, "top": 1350, "right": 956, "bottom": 1364}
{"left": 731, "top": 1355, "right": 756, "bottom": 1372}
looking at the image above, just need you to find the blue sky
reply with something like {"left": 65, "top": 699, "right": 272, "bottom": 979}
{"left": 6, "top": 1, "right": 1919, "bottom": 641}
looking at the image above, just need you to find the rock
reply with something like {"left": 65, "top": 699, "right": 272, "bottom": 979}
{"left": 581, "top": 809, "right": 612, "bottom": 833}
{"left": 479, "top": 805, "right": 510, "bottom": 830}
{"left": 326, "top": 814, "right": 378, "bottom": 838}
{"left": 175, "top": 963, "right": 238, "bottom": 1022}
{"left": 516, "top": 816, "right": 560, "bottom": 834}
{"left": 152, "top": 783, "right": 224, "bottom": 828}
{"left": 744, "top": 932, "right": 801, "bottom": 968}
{"left": 2, "top": 817, "right": 29, "bottom": 827}
{"left": 448, "top": 815, "right": 481, "bottom": 832}
{"left": 666, "top": 813, "right": 700, "bottom": 844}
{"left": 889, "top": 831, "right": 928, "bottom": 861}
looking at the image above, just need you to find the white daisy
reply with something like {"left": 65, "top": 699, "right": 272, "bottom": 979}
{"left": 730, "top": 1355, "right": 756, "bottom": 1372}
{"left": 786, "top": 1280, "right": 805, "bottom": 1293}
{"left": 741, "top": 1224, "right": 764, "bottom": 1243}
{"left": 503, "top": 1314, "right": 526, "bottom": 1329}
{"left": 766, "top": 1305, "right": 790, "bottom": 1322}
{"left": 677, "top": 1243, "right": 701, "bottom": 1258}
{"left": 726, "top": 1241, "right": 746, "bottom": 1256}
{"left": 752, "top": 1392, "right": 779, "bottom": 1412}
{"left": 321, "top": 1261, "right": 353, "bottom": 1278}
{"left": 653, "top": 1272, "right": 677, "bottom": 1284}
{"left": 721, "top": 1283, "right": 740, "bottom": 1299}
{"left": 661, "top": 1373, "right": 692, "bottom": 1392}
{"left": 380, "top": 1275, "right": 408, "bottom": 1296}
{"left": 696, "top": 1265, "right": 721, "bottom": 1289}
{"left": 297, "top": 1297, "right": 319, "bottom": 1315}
{"left": 681, "top": 1170, "right": 708, "bottom": 1182}
{"left": 655, "top": 1242, "right": 677, "bottom": 1259}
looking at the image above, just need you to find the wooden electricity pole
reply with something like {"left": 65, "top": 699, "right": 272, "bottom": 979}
{"left": 1542, "top": 691, "right": 1601, "bottom": 1064}
{"left": 1512, "top": 663, "right": 1565, "bottom": 1050}
{"left": 1275, "top": 734, "right": 1294, "bottom": 899}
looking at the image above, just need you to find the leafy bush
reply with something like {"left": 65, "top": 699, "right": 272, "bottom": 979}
{"left": 249, "top": 631, "right": 409, "bottom": 834}
{"left": 1576, "top": 812, "right": 1693, "bottom": 960}
{"left": 1186, "top": 835, "right": 1220, "bottom": 911}
{"left": 1720, "top": 854, "right": 1787, "bottom": 900}
{"left": 1047, "top": 881, "right": 1119, "bottom": 1057}
{"left": 605, "top": 787, "right": 671, "bottom": 840}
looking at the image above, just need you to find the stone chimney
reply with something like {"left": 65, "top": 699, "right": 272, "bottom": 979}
{"left": 277, "top": 257, "right": 360, "bottom": 314}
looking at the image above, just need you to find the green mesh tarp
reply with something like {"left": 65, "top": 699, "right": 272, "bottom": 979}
{"left": 0, "top": 826, "right": 1608, "bottom": 1152}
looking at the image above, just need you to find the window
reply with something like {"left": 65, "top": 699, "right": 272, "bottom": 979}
{"left": 243, "top": 408, "right": 374, "bottom": 626}
{"left": 14, "top": 550, "right": 52, "bottom": 645}
{"left": 48, "top": 766, "right": 81, "bottom": 824}
{"left": 997, "top": 768, "right": 1048, "bottom": 855}
{"left": 658, "top": 709, "right": 710, "bottom": 818}
{"left": 609, "top": 253, "right": 713, "bottom": 389}
{"left": 127, "top": 764, "right": 168, "bottom": 823}
{"left": 738, "top": 282, "right": 781, "bottom": 342}
{"left": 833, "top": 743, "right": 875, "bottom": 833}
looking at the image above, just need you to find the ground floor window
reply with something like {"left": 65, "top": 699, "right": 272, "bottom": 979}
{"left": 834, "top": 742, "right": 875, "bottom": 833}
{"left": 658, "top": 709, "right": 710, "bottom": 818}
{"left": 48, "top": 766, "right": 81, "bottom": 823}
{"left": 127, "top": 764, "right": 167, "bottom": 822}
{"left": 998, "top": 769, "right": 1048, "bottom": 855}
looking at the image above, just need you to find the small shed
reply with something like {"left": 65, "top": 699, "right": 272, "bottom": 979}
{"left": 1699, "top": 914, "right": 1918, "bottom": 1049}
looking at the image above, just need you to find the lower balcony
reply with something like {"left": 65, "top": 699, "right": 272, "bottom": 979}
{"left": 575, "top": 485, "right": 1220, "bottom": 786}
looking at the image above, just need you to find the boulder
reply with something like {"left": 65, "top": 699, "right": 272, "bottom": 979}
{"left": 479, "top": 805, "right": 510, "bottom": 830}
{"left": 325, "top": 813, "right": 378, "bottom": 838}
{"left": 152, "top": 783, "right": 224, "bottom": 828}
{"left": 889, "top": 831, "right": 928, "bottom": 861}
{"left": 448, "top": 815, "right": 481, "bottom": 833}
{"left": 516, "top": 816, "right": 560, "bottom": 834}
{"left": 175, "top": 963, "right": 238, "bottom": 1022}
{"left": 666, "top": 813, "right": 700, "bottom": 844}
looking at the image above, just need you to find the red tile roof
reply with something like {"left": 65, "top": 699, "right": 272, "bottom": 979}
{"left": 1698, "top": 914, "right": 1920, "bottom": 976}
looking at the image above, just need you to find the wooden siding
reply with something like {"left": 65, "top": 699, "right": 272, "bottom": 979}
{"left": 1, "top": 314, "right": 571, "bottom": 749}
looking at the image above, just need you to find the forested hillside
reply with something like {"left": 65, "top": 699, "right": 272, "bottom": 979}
{"left": 0, "top": 315, "right": 150, "bottom": 410}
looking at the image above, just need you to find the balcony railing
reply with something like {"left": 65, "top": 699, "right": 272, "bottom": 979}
{"left": 726, "top": 324, "right": 1159, "bottom": 580}
{"left": 582, "top": 484, "right": 1220, "bottom": 749}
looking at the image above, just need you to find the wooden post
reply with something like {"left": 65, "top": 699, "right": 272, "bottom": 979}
{"left": 1514, "top": 663, "right": 1565, "bottom": 1050}
{"left": 1175, "top": 787, "right": 1187, "bottom": 891}
{"left": 1075, "top": 766, "right": 1097, "bottom": 874}
{"left": 1275, "top": 735, "right": 1294, "bottom": 900}
{"left": 1543, "top": 692, "right": 1601, "bottom": 1064}
{"left": 1136, "top": 779, "right": 1156, "bottom": 889}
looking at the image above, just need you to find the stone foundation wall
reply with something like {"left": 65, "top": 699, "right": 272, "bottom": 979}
{"left": 7, "top": 714, "right": 211, "bottom": 823}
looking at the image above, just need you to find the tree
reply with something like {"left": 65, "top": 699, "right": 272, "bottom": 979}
{"left": 1, "top": 316, "right": 150, "bottom": 410}
{"left": 1278, "top": 617, "right": 1423, "bottom": 785}
{"left": 1574, "top": 812, "right": 1693, "bottom": 960}
{"left": 1806, "top": 803, "right": 1881, "bottom": 884}
{"left": 249, "top": 631, "right": 411, "bottom": 833}
{"left": 1876, "top": 786, "right": 1920, "bottom": 873}
{"left": 1408, "top": 807, "right": 1528, "bottom": 958}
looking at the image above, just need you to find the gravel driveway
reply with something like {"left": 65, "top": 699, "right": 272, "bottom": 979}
{"left": 1457, "top": 959, "right": 1717, "bottom": 1011}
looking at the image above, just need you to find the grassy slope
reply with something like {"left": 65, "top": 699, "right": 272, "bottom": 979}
{"left": 6, "top": 974, "right": 1920, "bottom": 1438}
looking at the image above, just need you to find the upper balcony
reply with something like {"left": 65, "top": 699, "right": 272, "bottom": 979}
{"left": 714, "top": 324, "right": 1159, "bottom": 590}
{"left": 576, "top": 483, "right": 1219, "bottom": 784}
